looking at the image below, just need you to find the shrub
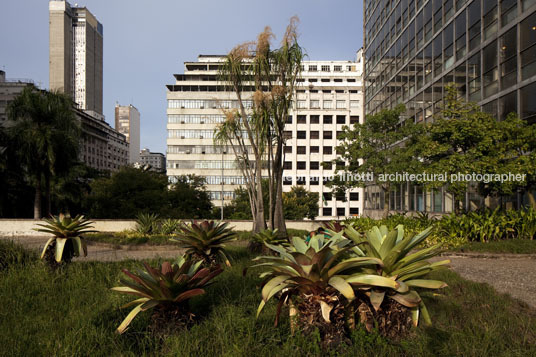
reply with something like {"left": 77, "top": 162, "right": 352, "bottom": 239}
{"left": 160, "top": 218, "right": 182, "bottom": 235}
{"left": 135, "top": 213, "right": 160, "bottom": 234}
{"left": 248, "top": 229, "right": 288, "bottom": 254}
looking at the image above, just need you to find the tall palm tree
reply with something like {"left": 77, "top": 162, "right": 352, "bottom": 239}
{"left": 6, "top": 86, "right": 80, "bottom": 218}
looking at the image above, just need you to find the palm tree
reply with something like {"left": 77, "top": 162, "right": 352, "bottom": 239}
{"left": 6, "top": 87, "right": 80, "bottom": 218}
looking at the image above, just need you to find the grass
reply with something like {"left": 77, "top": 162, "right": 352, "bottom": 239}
{"left": 452, "top": 239, "right": 536, "bottom": 254}
{"left": 1, "top": 241, "right": 535, "bottom": 356}
{"left": 85, "top": 228, "right": 310, "bottom": 246}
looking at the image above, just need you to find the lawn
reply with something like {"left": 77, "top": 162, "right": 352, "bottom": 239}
{"left": 452, "top": 240, "right": 536, "bottom": 254}
{"left": 0, "top": 244, "right": 535, "bottom": 356}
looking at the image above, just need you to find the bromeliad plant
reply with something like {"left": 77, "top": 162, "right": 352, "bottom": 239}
{"left": 112, "top": 256, "right": 223, "bottom": 334}
{"left": 160, "top": 218, "right": 182, "bottom": 235}
{"left": 135, "top": 212, "right": 160, "bottom": 235}
{"left": 253, "top": 234, "right": 383, "bottom": 346}
{"left": 171, "top": 220, "right": 236, "bottom": 267}
{"left": 248, "top": 229, "right": 288, "bottom": 254}
{"left": 343, "top": 224, "right": 450, "bottom": 338}
{"left": 34, "top": 214, "right": 95, "bottom": 268}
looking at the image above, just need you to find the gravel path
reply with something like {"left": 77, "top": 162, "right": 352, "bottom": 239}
{"left": 3, "top": 235, "right": 536, "bottom": 308}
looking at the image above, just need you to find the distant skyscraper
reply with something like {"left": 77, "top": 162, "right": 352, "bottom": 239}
{"left": 115, "top": 103, "right": 141, "bottom": 163}
{"left": 49, "top": 0, "right": 103, "bottom": 114}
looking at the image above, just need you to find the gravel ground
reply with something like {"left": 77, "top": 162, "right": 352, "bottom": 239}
{"left": 3, "top": 235, "right": 536, "bottom": 308}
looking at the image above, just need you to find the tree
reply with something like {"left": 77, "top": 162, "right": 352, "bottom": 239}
{"left": 223, "top": 179, "right": 270, "bottom": 220}
{"left": 6, "top": 87, "right": 80, "bottom": 218}
{"left": 332, "top": 105, "right": 422, "bottom": 217}
{"left": 166, "top": 175, "right": 213, "bottom": 218}
{"left": 282, "top": 186, "right": 319, "bottom": 220}
{"left": 215, "top": 17, "right": 304, "bottom": 234}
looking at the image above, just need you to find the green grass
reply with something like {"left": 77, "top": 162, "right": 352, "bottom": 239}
{"left": 1, "top": 242, "right": 535, "bottom": 356}
{"left": 86, "top": 229, "right": 310, "bottom": 246}
{"left": 452, "top": 239, "right": 536, "bottom": 254}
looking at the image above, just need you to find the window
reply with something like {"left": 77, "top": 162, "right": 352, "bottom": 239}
{"left": 501, "top": 0, "right": 517, "bottom": 27}
{"left": 336, "top": 131, "right": 344, "bottom": 139}
{"left": 297, "top": 146, "right": 306, "bottom": 155}
{"left": 283, "top": 161, "right": 292, "bottom": 169}
{"left": 310, "top": 100, "right": 320, "bottom": 109}
{"left": 321, "top": 78, "right": 330, "bottom": 82}
{"left": 323, "top": 192, "right": 332, "bottom": 201}
{"left": 310, "top": 176, "right": 319, "bottom": 185}
{"left": 350, "top": 192, "right": 359, "bottom": 201}
{"left": 310, "top": 115, "right": 320, "bottom": 124}
{"left": 322, "top": 207, "right": 333, "bottom": 216}
{"left": 500, "top": 28, "right": 517, "bottom": 90}
{"left": 521, "top": 12, "right": 536, "bottom": 79}
{"left": 285, "top": 115, "right": 293, "bottom": 124}
{"left": 297, "top": 100, "right": 307, "bottom": 109}
{"left": 483, "top": 40, "right": 498, "bottom": 98}
{"left": 296, "top": 177, "right": 306, "bottom": 185}
{"left": 297, "top": 115, "right": 307, "bottom": 124}
{"left": 468, "top": 0, "right": 481, "bottom": 51}
{"left": 323, "top": 115, "right": 333, "bottom": 124}
{"left": 336, "top": 115, "right": 346, "bottom": 124}
{"left": 349, "top": 208, "right": 359, "bottom": 215}
{"left": 336, "top": 192, "right": 346, "bottom": 201}
{"left": 455, "top": 10, "right": 467, "bottom": 59}
{"left": 336, "top": 100, "right": 346, "bottom": 109}
{"left": 310, "top": 131, "right": 319, "bottom": 139}
{"left": 308, "top": 65, "right": 317, "bottom": 72}
{"left": 334, "top": 65, "right": 342, "bottom": 72}
{"left": 283, "top": 176, "right": 293, "bottom": 185}
{"left": 323, "top": 100, "right": 332, "bottom": 109}
{"left": 283, "top": 131, "right": 292, "bottom": 139}
{"left": 350, "top": 100, "right": 360, "bottom": 108}
{"left": 483, "top": 0, "right": 498, "bottom": 40}
{"left": 284, "top": 146, "right": 292, "bottom": 154}
{"left": 499, "top": 91, "right": 517, "bottom": 120}
{"left": 310, "top": 161, "right": 319, "bottom": 170}
{"left": 297, "top": 161, "right": 306, "bottom": 170}
{"left": 350, "top": 116, "right": 360, "bottom": 124}
{"left": 521, "top": 81, "right": 536, "bottom": 122}
{"left": 336, "top": 208, "right": 346, "bottom": 216}
{"left": 323, "top": 131, "right": 333, "bottom": 139}
{"left": 323, "top": 162, "right": 333, "bottom": 170}
{"left": 323, "top": 146, "right": 333, "bottom": 155}
{"left": 321, "top": 65, "right": 330, "bottom": 71}
{"left": 297, "top": 131, "right": 306, "bottom": 139}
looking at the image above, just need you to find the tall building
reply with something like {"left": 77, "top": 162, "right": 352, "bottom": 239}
{"left": 363, "top": 0, "right": 536, "bottom": 214}
{"left": 49, "top": 0, "right": 103, "bottom": 114}
{"left": 166, "top": 54, "right": 364, "bottom": 219}
{"left": 115, "top": 103, "right": 140, "bottom": 163}
{"left": 0, "top": 70, "right": 34, "bottom": 125}
{"left": 139, "top": 148, "right": 166, "bottom": 173}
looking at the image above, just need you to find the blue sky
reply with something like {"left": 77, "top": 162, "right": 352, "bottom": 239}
{"left": 1, "top": 0, "right": 363, "bottom": 153}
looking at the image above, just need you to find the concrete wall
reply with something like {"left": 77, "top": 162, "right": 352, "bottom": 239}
{"left": 0, "top": 219, "right": 328, "bottom": 237}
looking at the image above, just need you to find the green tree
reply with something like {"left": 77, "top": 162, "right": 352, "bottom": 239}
{"left": 166, "top": 175, "right": 213, "bottom": 218}
{"left": 224, "top": 179, "right": 270, "bottom": 220}
{"left": 333, "top": 105, "right": 422, "bottom": 217}
{"left": 282, "top": 186, "right": 319, "bottom": 220}
{"left": 6, "top": 87, "right": 80, "bottom": 218}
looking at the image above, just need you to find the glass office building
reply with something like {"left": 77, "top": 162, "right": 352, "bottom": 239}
{"left": 363, "top": 0, "right": 536, "bottom": 213}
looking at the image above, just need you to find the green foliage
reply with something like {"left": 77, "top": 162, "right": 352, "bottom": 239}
{"left": 251, "top": 229, "right": 287, "bottom": 246}
{"left": 34, "top": 214, "right": 95, "bottom": 264}
{"left": 87, "top": 169, "right": 213, "bottom": 219}
{"left": 283, "top": 186, "right": 319, "bottom": 220}
{"left": 0, "top": 240, "right": 37, "bottom": 271}
{"left": 135, "top": 212, "right": 160, "bottom": 234}
{"left": 344, "top": 225, "right": 449, "bottom": 327}
{"left": 112, "top": 256, "right": 223, "bottom": 334}
{"left": 159, "top": 218, "right": 182, "bottom": 235}
{"left": 171, "top": 221, "right": 236, "bottom": 267}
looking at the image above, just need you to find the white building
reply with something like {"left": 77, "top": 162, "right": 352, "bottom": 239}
{"left": 115, "top": 104, "right": 140, "bottom": 163}
{"left": 166, "top": 52, "right": 364, "bottom": 219}
{"left": 139, "top": 148, "right": 166, "bottom": 172}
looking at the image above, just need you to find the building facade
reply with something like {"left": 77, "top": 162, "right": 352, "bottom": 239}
{"left": 49, "top": 0, "right": 103, "bottom": 114}
{"left": 139, "top": 148, "right": 166, "bottom": 172}
{"left": 0, "top": 70, "right": 34, "bottom": 125}
{"left": 363, "top": 0, "right": 536, "bottom": 214}
{"left": 115, "top": 103, "right": 141, "bottom": 163}
{"left": 166, "top": 54, "right": 364, "bottom": 219}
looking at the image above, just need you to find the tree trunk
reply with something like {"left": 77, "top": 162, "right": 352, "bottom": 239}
{"left": 382, "top": 183, "right": 390, "bottom": 218}
{"left": 44, "top": 170, "right": 51, "bottom": 216}
{"left": 273, "top": 170, "right": 287, "bottom": 237}
{"left": 34, "top": 179, "right": 42, "bottom": 219}
{"left": 528, "top": 191, "right": 536, "bottom": 209}
{"left": 254, "top": 165, "right": 266, "bottom": 233}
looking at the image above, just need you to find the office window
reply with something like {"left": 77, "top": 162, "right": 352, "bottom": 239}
{"left": 336, "top": 100, "right": 346, "bottom": 109}
{"left": 523, "top": 0, "right": 536, "bottom": 11}
{"left": 310, "top": 115, "right": 320, "bottom": 124}
{"left": 483, "top": 40, "right": 498, "bottom": 98}
{"left": 323, "top": 130, "right": 333, "bottom": 139}
{"left": 350, "top": 115, "right": 360, "bottom": 124}
{"left": 322, "top": 161, "right": 333, "bottom": 170}
{"left": 350, "top": 192, "right": 359, "bottom": 201}
{"left": 336, "top": 208, "right": 346, "bottom": 216}
{"left": 296, "top": 177, "right": 306, "bottom": 185}
{"left": 322, "top": 207, "right": 333, "bottom": 216}
{"left": 350, "top": 100, "right": 360, "bottom": 108}
{"left": 297, "top": 161, "right": 306, "bottom": 170}
{"left": 310, "top": 131, "right": 319, "bottom": 139}
{"left": 468, "top": 0, "right": 481, "bottom": 51}
{"left": 521, "top": 12, "right": 536, "bottom": 79}
{"left": 321, "top": 65, "right": 330, "bottom": 71}
{"left": 297, "top": 100, "right": 307, "bottom": 109}
{"left": 297, "top": 146, "right": 306, "bottom": 155}
{"left": 308, "top": 65, "right": 317, "bottom": 72}
{"left": 521, "top": 81, "right": 536, "bottom": 122}
{"left": 336, "top": 192, "right": 346, "bottom": 201}
{"left": 285, "top": 115, "right": 293, "bottom": 124}
{"left": 336, "top": 131, "right": 344, "bottom": 139}
{"left": 336, "top": 115, "right": 346, "bottom": 124}
{"left": 284, "top": 146, "right": 292, "bottom": 154}
{"left": 500, "top": 28, "right": 517, "bottom": 90}
{"left": 483, "top": 0, "right": 498, "bottom": 41}
{"left": 283, "top": 131, "right": 292, "bottom": 139}
{"left": 323, "top": 115, "right": 333, "bottom": 124}
{"left": 323, "top": 100, "right": 332, "bottom": 109}
{"left": 310, "top": 146, "right": 319, "bottom": 153}
{"left": 297, "top": 131, "right": 306, "bottom": 139}
{"left": 310, "top": 161, "right": 319, "bottom": 170}
{"left": 499, "top": 91, "right": 517, "bottom": 120}
{"left": 455, "top": 10, "right": 467, "bottom": 59}
{"left": 310, "top": 100, "right": 320, "bottom": 109}
{"left": 297, "top": 115, "right": 307, "bottom": 124}
{"left": 283, "top": 161, "right": 292, "bottom": 169}
{"left": 501, "top": 0, "right": 517, "bottom": 26}
{"left": 349, "top": 207, "right": 359, "bottom": 215}
{"left": 323, "top": 192, "right": 332, "bottom": 201}
{"left": 283, "top": 176, "right": 293, "bottom": 185}
{"left": 323, "top": 146, "right": 333, "bottom": 155}
{"left": 310, "top": 176, "right": 319, "bottom": 185}
{"left": 334, "top": 65, "right": 342, "bottom": 72}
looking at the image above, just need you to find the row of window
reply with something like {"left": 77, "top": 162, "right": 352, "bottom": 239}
{"left": 322, "top": 207, "right": 360, "bottom": 217}
{"left": 168, "top": 114, "right": 226, "bottom": 124}
{"left": 286, "top": 115, "right": 360, "bottom": 125}
{"left": 168, "top": 129, "right": 248, "bottom": 139}
{"left": 167, "top": 160, "right": 238, "bottom": 169}
{"left": 301, "top": 64, "right": 356, "bottom": 72}
{"left": 208, "top": 191, "right": 236, "bottom": 200}
{"left": 167, "top": 145, "right": 253, "bottom": 155}
{"left": 296, "top": 100, "right": 356, "bottom": 109}
{"left": 168, "top": 99, "right": 253, "bottom": 109}
{"left": 283, "top": 130, "right": 348, "bottom": 140}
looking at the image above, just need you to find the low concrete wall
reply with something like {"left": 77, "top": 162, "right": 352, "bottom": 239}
{"left": 363, "top": 209, "right": 446, "bottom": 219}
{"left": 0, "top": 219, "right": 328, "bottom": 237}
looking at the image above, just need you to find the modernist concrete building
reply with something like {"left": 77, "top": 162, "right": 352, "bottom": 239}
{"left": 166, "top": 54, "right": 364, "bottom": 219}
{"left": 363, "top": 0, "right": 536, "bottom": 214}
{"left": 49, "top": 0, "right": 103, "bottom": 114}
{"left": 138, "top": 148, "right": 166, "bottom": 173}
{"left": 0, "top": 70, "right": 34, "bottom": 125}
{"left": 115, "top": 103, "right": 140, "bottom": 163}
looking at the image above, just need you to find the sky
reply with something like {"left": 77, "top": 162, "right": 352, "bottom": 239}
{"left": 1, "top": 0, "right": 363, "bottom": 154}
